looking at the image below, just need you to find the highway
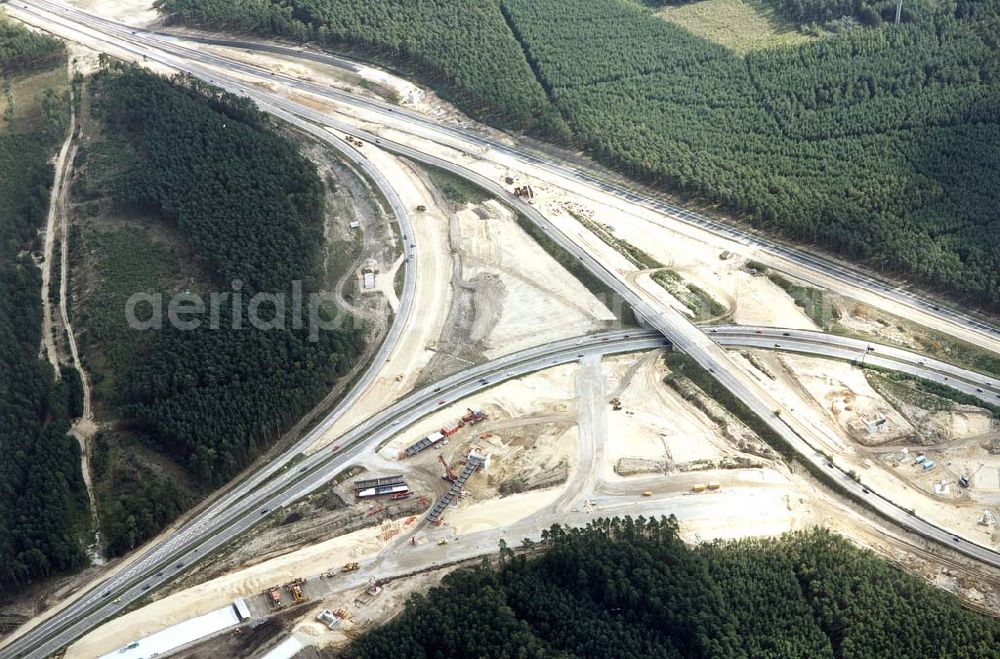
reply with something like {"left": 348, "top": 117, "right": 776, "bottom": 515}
{"left": 10, "top": 0, "right": 1000, "bottom": 349}
{"left": 2, "top": 2, "right": 999, "bottom": 656}
{"left": 44, "top": 2, "right": 1000, "bottom": 344}
{"left": 1, "top": 322, "right": 996, "bottom": 655}
{"left": 0, "top": 330, "right": 663, "bottom": 658}
{"left": 708, "top": 326, "right": 999, "bottom": 403}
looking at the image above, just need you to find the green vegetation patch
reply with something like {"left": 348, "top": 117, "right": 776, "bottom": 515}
{"left": 156, "top": 0, "right": 569, "bottom": 138}
{"left": 72, "top": 226, "right": 182, "bottom": 404}
{"left": 346, "top": 517, "right": 1000, "bottom": 658}
{"left": 91, "top": 430, "right": 198, "bottom": 557}
{"left": 767, "top": 271, "right": 838, "bottom": 328}
{"left": 1, "top": 65, "right": 69, "bottom": 136}
{"left": 664, "top": 352, "right": 792, "bottom": 457}
{"left": 569, "top": 210, "right": 664, "bottom": 270}
{"left": 865, "top": 367, "right": 1000, "bottom": 418}
{"left": 0, "top": 19, "right": 84, "bottom": 592}
{"left": 422, "top": 164, "right": 492, "bottom": 207}
{"left": 652, "top": 269, "right": 727, "bottom": 321}
{"left": 85, "top": 64, "right": 366, "bottom": 488}
{"left": 657, "top": 0, "right": 814, "bottom": 53}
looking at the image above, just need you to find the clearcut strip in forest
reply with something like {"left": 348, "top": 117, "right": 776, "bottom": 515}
{"left": 158, "top": 0, "right": 1000, "bottom": 309}
{"left": 503, "top": 0, "right": 1000, "bottom": 307}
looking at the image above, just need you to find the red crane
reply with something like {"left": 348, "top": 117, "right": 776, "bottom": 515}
{"left": 439, "top": 456, "right": 457, "bottom": 482}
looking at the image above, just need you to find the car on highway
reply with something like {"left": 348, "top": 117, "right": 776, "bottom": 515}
{"left": 142, "top": 584, "right": 151, "bottom": 590}
{"left": 155, "top": 571, "right": 163, "bottom": 577}
{"left": 782, "top": 332, "right": 790, "bottom": 336}
{"left": 774, "top": 343, "right": 781, "bottom": 348}
{"left": 437, "top": 400, "right": 446, "bottom": 405}
{"left": 260, "top": 508, "right": 269, "bottom": 515}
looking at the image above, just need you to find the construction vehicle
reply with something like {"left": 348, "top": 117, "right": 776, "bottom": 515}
{"left": 461, "top": 408, "right": 488, "bottom": 425}
{"left": 642, "top": 490, "right": 652, "bottom": 497}
{"left": 415, "top": 204, "right": 427, "bottom": 212}
{"left": 610, "top": 397, "right": 622, "bottom": 411}
{"left": 342, "top": 562, "right": 360, "bottom": 573}
{"left": 691, "top": 484, "right": 707, "bottom": 493}
{"left": 267, "top": 587, "right": 283, "bottom": 609}
{"left": 439, "top": 455, "right": 458, "bottom": 482}
{"left": 440, "top": 421, "right": 461, "bottom": 437}
{"left": 959, "top": 475, "right": 970, "bottom": 488}
{"left": 513, "top": 185, "right": 534, "bottom": 199}
{"left": 289, "top": 583, "right": 305, "bottom": 603}
{"left": 437, "top": 538, "right": 449, "bottom": 545}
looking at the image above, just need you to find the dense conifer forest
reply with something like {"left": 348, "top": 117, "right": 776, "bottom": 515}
{"left": 0, "top": 20, "right": 87, "bottom": 591}
{"left": 158, "top": 0, "right": 1000, "bottom": 307}
{"left": 82, "top": 64, "right": 365, "bottom": 553}
{"left": 346, "top": 517, "right": 1000, "bottom": 658}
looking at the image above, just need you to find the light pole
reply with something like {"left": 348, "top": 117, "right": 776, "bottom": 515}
{"left": 895, "top": 0, "right": 903, "bottom": 24}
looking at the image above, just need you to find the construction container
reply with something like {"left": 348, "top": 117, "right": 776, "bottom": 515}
{"left": 922, "top": 461, "right": 935, "bottom": 471}
{"left": 404, "top": 431, "right": 445, "bottom": 457}
{"left": 707, "top": 482, "right": 721, "bottom": 490}
{"left": 440, "top": 421, "right": 461, "bottom": 436}
{"left": 914, "top": 455, "right": 926, "bottom": 464}
{"left": 691, "top": 484, "right": 706, "bottom": 492}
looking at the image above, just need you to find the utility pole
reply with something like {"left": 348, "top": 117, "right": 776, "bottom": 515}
{"left": 895, "top": 0, "right": 903, "bottom": 24}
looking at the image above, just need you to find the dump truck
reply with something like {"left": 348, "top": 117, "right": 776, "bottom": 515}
{"left": 342, "top": 562, "right": 360, "bottom": 573}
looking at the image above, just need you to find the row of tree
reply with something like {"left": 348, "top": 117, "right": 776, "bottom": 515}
{"left": 0, "top": 21, "right": 86, "bottom": 590}
{"left": 158, "top": 0, "right": 1000, "bottom": 307}
{"left": 347, "top": 517, "right": 1000, "bottom": 658}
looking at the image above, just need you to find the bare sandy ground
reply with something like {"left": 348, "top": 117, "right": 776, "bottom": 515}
{"left": 456, "top": 200, "right": 614, "bottom": 357}
{"left": 67, "top": 0, "right": 158, "bottom": 26}
{"left": 307, "top": 147, "right": 454, "bottom": 449}
{"left": 63, "top": 525, "right": 387, "bottom": 659}
{"left": 780, "top": 353, "right": 914, "bottom": 446}
{"left": 602, "top": 352, "right": 728, "bottom": 477}
{"left": 379, "top": 363, "right": 579, "bottom": 458}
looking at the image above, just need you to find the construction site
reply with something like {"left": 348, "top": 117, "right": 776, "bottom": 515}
{"left": 6, "top": 4, "right": 998, "bottom": 658}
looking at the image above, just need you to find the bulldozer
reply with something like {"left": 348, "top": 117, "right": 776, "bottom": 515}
{"left": 342, "top": 562, "right": 360, "bottom": 573}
